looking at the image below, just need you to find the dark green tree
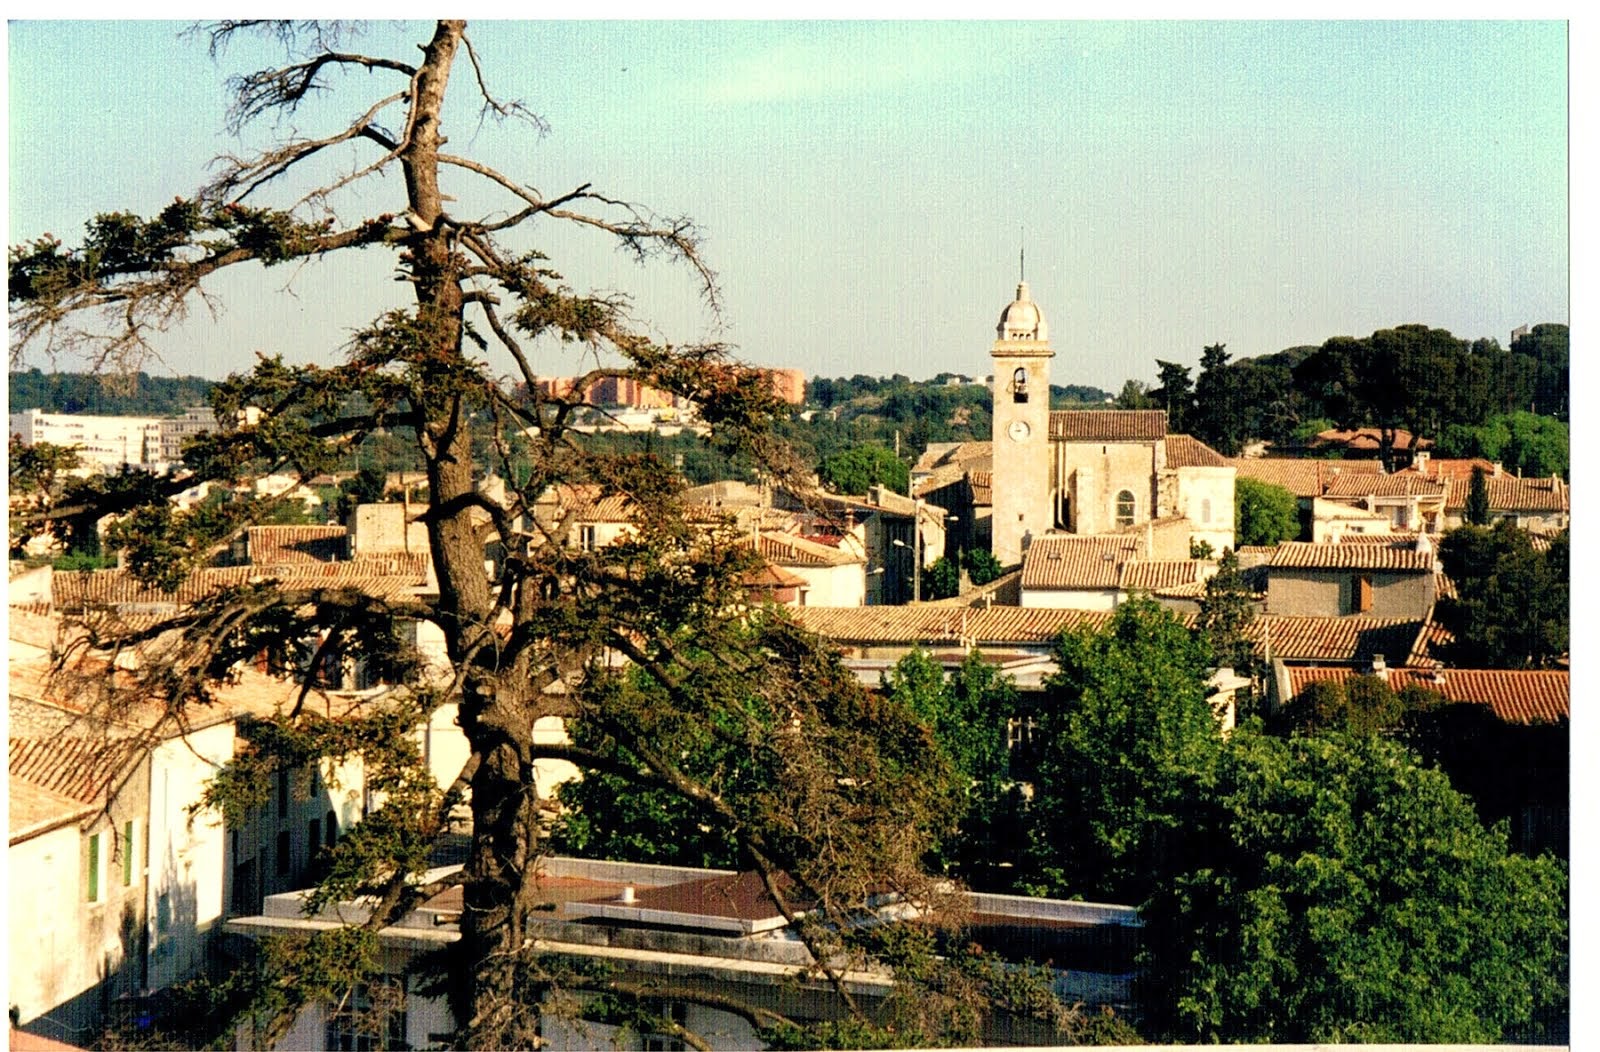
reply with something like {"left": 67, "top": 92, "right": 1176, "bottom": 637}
{"left": 1510, "top": 323, "right": 1568, "bottom": 420}
{"left": 1025, "top": 598, "right": 1223, "bottom": 903}
{"left": 881, "top": 650, "right": 1025, "bottom": 885}
{"left": 1465, "top": 465, "right": 1492, "bottom": 525}
{"left": 963, "top": 546, "right": 1003, "bottom": 587}
{"left": 817, "top": 443, "right": 908, "bottom": 495}
{"left": 922, "top": 554, "right": 960, "bottom": 600}
{"left": 1113, "top": 379, "right": 1155, "bottom": 410}
{"left": 1437, "top": 523, "right": 1568, "bottom": 668}
{"left": 1234, "top": 477, "right": 1298, "bottom": 546}
{"left": 1191, "top": 343, "right": 1243, "bottom": 455}
{"left": 1195, "top": 549, "right": 1256, "bottom": 676}
{"left": 1153, "top": 359, "right": 1193, "bottom": 432}
{"left": 1139, "top": 731, "right": 1567, "bottom": 1043}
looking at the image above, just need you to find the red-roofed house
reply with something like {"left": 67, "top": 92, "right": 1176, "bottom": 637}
{"left": 1264, "top": 539, "right": 1437, "bottom": 618}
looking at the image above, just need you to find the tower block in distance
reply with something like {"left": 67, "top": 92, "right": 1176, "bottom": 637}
{"left": 990, "top": 282, "right": 1054, "bottom": 566}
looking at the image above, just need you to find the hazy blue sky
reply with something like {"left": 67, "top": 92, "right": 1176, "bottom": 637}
{"left": 7, "top": 20, "right": 1569, "bottom": 393}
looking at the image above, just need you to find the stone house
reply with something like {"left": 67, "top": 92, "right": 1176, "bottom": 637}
{"left": 1264, "top": 539, "right": 1437, "bottom": 619}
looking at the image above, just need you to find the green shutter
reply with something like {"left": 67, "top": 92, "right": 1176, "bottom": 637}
{"left": 123, "top": 821, "right": 135, "bottom": 885}
{"left": 87, "top": 833, "right": 101, "bottom": 901}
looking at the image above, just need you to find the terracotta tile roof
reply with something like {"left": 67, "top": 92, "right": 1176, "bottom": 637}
{"left": 1443, "top": 475, "right": 1568, "bottom": 513}
{"left": 1251, "top": 615, "right": 1428, "bottom": 664}
{"left": 51, "top": 556, "right": 430, "bottom": 609}
{"left": 743, "top": 562, "right": 809, "bottom": 590}
{"left": 246, "top": 525, "right": 348, "bottom": 563}
{"left": 1285, "top": 667, "right": 1567, "bottom": 725}
{"left": 756, "top": 531, "right": 864, "bottom": 568}
{"left": 1021, "top": 536, "right": 1141, "bottom": 590}
{"left": 1120, "top": 560, "right": 1208, "bottom": 591}
{"left": 9, "top": 777, "right": 99, "bottom": 843}
{"left": 967, "top": 471, "right": 993, "bottom": 506}
{"left": 1267, "top": 541, "right": 1434, "bottom": 572}
{"left": 1335, "top": 531, "right": 1421, "bottom": 544}
{"left": 1396, "top": 457, "right": 1498, "bottom": 482}
{"left": 795, "top": 606, "right": 1123, "bottom": 646}
{"left": 912, "top": 441, "right": 992, "bottom": 474}
{"left": 1229, "top": 457, "right": 1382, "bottom": 498}
{"left": 1049, "top": 409, "right": 1167, "bottom": 442}
{"left": 9, "top": 736, "right": 143, "bottom": 806}
{"left": 1310, "top": 428, "right": 1432, "bottom": 452}
{"left": 1322, "top": 473, "right": 1447, "bottom": 499}
{"left": 1163, "top": 434, "right": 1230, "bottom": 468}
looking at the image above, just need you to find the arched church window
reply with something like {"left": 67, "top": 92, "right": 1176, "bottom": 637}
{"left": 1012, "top": 367, "right": 1028, "bottom": 404}
{"left": 1116, "top": 490, "right": 1136, "bottom": 527}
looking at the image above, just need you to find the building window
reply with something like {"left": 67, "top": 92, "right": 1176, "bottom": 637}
{"left": 309, "top": 819, "right": 322, "bottom": 858}
{"left": 1116, "top": 490, "right": 1136, "bottom": 528}
{"left": 87, "top": 832, "right": 104, "bottom": 903}
{"left": 327, "top": 811, "right": 339, "bottom": 849}
{"left": 1011, "top": 367, "right": 1028, "bottom": 404}
{"left": 276, "top": 830, "right": 292, "bottom": 876}
{"left": 1347, "top": 573, "right": 1374, "bottom": 614}
{"left": 123, "top": 819, "right": 139, "bottom": 887}
{"left": 1053, "top": 491, "right": 1070, "bottom": 530}
{"left": 278, "top": 767, "right": 291, "bottom": 818}
{"left": 325, "top": 980, "right": 408, "bottom": 1052}
{"left": 579, "top": 524, "right": 598, "bottom": 551}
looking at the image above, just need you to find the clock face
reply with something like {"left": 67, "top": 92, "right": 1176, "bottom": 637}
{"left": 1007, "top": 420, "right": 1031, "bottom": 442}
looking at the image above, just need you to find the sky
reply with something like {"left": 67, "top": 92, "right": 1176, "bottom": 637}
{"left": 5, "top": 20, "right": 1570, "bottom": 394}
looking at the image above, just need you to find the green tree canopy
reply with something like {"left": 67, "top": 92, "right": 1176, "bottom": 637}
{"left": 1234, "top": 477, "right": 1299, "bottom": 546}
{"left": 1026, "top": 598, "right": 1223, "bottom": 903}
{"left": 817, "top": 443, "right": 909, "bottom": 495}
{"left": 1139, "top": 731, "right": 1567, "bottom": 1044}
{"left": 1437, "top": 523, "right": 1569, "bottom": 668}
{"left": 1195, "top": 548, "right": 1257, "bottom": 677}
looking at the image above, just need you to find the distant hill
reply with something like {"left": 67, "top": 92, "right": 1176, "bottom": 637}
{"left": 8, "top": 370, "right": 216, "bottom": 416}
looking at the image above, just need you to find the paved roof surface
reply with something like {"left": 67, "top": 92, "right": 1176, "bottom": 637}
{"left": 1268, "top": 541, "right": 1434, "bottom": 572}
{"left": 1049, "top": 410, "right": 1167, "bottom": 442}
{"left": 1286, "top": 667, "right": 1568, "bottom": 724}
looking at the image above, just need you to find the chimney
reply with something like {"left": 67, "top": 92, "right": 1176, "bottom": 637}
{"left": 1414, "top": 450, "right": 1430, "bottom": 475}
{"left": 1370, "top": 653, "right": 1388, "bottom": 681}
{"left": 1492, "top": 462, "right": 1503, "bottom": 478}
{"left": 619, "top": 886, "right": 636, "bottom": 904}
{"left": 1431, "top": 670, "right": 1446, "bottom": 686}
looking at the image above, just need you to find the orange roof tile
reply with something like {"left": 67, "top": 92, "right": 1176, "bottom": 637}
{"left": 1230, "top": 457, "right": 1382, "bottom": 498}
{"left": 1322, "top": 473, "right": 1447, "bottom": 499}
{"left": 794, "top": 606, "right": 1123, "bottom": 645}
{"left": 246, "top": 525, "right": 347, "bottom": 563}
{"left": 1120, "top": 560, "right": 1208, "bottom": 591}
{"left": 1164, "top": 434, "right": 1229, "bottom": 468}
{"left": 9, "top": 778, "right": 98, "bottom": 843}
{"left": 1395, "top": 457, "right": 1498, "bottom": 482}
{"left": 1285, "top": 667, "right": 1567, "bottom": 725}
{"left": 1251, "top": 616, "right": 1429, "bottom": 664}
{"left": 1443, "top": 475, "right": 1567, "bottom": 513}
{"left": 1311, "top": 428, "right": 1432, "bottom": 452}
{"left": 1049, "top": 410, "right": 1167, "bottom": 442}
{"left": 1268, "top": 541, "right": 1434, "bottom": 572}
{"left": 9, "top": 736, "right": 143, "bottom": 806}
{"left": 1021, "top": 536, "right": 1140, "bottom": 590}
{"left": 52, "top": 556, "right": 430, "bottom": 609}
{"left": 967, "top": 471, "right": 993, "bottom": 506}
{"left": 756, "top": 531, "right": 863, "bottom": 568}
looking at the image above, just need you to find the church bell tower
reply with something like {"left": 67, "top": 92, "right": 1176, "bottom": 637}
{"left": 990, "top": 281, "right": 1054, "bottom": 566}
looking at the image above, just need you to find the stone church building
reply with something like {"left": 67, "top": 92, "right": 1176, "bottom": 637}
{"left": 986, "top": 282, "right": 1236, "bottom": 565}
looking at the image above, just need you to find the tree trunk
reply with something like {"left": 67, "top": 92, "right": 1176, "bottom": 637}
{"left": 395, "top": 21, "right": 544, "bottom": 1046}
